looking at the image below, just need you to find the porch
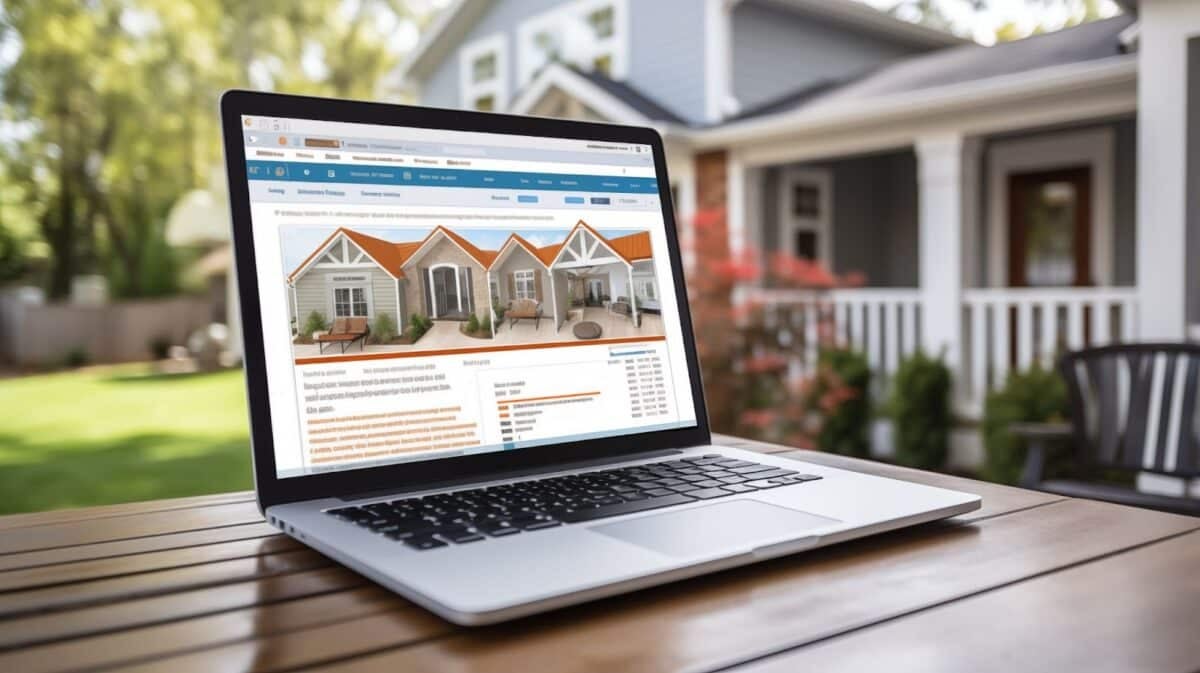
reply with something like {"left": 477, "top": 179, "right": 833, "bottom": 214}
{"left": 728, "top": 115, "right": 1144, "bottom": 416}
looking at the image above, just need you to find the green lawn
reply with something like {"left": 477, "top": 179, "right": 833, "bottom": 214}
{"left": 0, "top": 365, "right": 252, "bottom": 515}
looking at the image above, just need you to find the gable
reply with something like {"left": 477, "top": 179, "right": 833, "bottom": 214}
{"left": 288, "top": 230, "right": 401, "bottom": 284}
{"left": 550, "top": 221, "right": 630, "bottom": 269}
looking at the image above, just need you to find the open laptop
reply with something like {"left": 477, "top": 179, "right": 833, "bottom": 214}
{"left": 220, "top": 90, "right": 980, "bottom": 626}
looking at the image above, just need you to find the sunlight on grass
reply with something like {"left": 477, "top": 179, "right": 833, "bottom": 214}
{"left": 0, "top": 365, "right": 252, "bottom": 514}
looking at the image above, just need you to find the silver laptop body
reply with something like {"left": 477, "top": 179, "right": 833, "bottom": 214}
{"left": 221, "top": 91, "right": 980, "bottom": 626}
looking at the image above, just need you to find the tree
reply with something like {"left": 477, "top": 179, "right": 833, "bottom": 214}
{"left": 0, "top": 0, "right": 422, "bottom": 299}
{"left": 881, "top": 0, "right": 1120, "bottom": 43}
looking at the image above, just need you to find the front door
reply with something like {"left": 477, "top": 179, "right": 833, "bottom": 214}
{"left": 1007, "top": 167, "right": 1092, "bottom": 287}
{"left": 431, "top": 267, "right": 460, "bottom": 318}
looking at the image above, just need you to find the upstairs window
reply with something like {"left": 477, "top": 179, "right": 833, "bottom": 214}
{"left": 459, "top": 34, "right": 508, "bottom": 112}
{"left": 517, "top": 0, "right": 627, "bottom": 85}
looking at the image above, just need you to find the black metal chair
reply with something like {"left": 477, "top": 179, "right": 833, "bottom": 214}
{"left": 1015, "top": 343, "right": 1200, "bottom": 516}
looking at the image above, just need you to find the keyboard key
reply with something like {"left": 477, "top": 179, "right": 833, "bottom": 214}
{"left": 744, "top": 479, "right": 785, "bottom": 489}
{"left": 689, "top": 487, "right": 734, "bottom": 499}
{"left": 522, "top": 520, "right": 562, "bottom": 531}
{"left": 442, "top": 531, "right": 486, "bottom": 544}
{"left": 750, "top": 468, "right": 798, "bottom": 480}
{"left": 693, "top": 479, "right": 724, "bottom": 488}
{"left": 644, "top": 488, "right": 675, "bottom": 497}
{"left": 722, "top": 484, "right": 757, "bottom": 493}
{"left": 404, "top": 536, "right": 447, "bottom": 551}
{"left": 731, "top": 465, "right": 777, "bottom": 475}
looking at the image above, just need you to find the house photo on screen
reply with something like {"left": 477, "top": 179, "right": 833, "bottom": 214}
{"left": 281, "top": 220, "right": 664, "bottom": 359}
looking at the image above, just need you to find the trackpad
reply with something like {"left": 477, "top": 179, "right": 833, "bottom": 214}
{"left": 591, "top": 500, "right": 841, "bottom": 558}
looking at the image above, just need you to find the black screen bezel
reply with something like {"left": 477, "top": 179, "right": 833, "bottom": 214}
{"left": 220, "top": 90, "right": 711, "bottom": 511}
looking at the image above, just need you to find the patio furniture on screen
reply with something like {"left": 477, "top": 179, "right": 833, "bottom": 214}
{"left": 315, "top": 317, "right": 369, "bottom": 354}
{"left": 1014, "top": 343, "right": 1200, "bottom": 516}
{"left": 508, "top": 299, "right": 542, "bottom": 329}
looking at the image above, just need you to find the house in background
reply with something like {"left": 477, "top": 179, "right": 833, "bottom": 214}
{"left": 391, "top": 0, "right": 1200, "bottom": 466}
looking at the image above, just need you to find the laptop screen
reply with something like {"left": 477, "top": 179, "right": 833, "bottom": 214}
{"left": 240, "top": 115, "right": 699, "bottom": 479}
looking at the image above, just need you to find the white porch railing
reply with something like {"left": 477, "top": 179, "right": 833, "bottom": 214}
{"left": 744, "top": 287, "right": 924, "bottom": 385}
{"left": 742, "top": 285, "right": 1140, "bottom": 413}
{"left": 960, "top": 287, "right": 1139, "bottom": 410}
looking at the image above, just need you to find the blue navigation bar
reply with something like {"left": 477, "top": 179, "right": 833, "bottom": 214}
{"left": 246, "top": 160, "right": 659, "bottom": 194}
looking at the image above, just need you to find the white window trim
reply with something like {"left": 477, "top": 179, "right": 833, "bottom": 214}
{"left": 459, "top": 33, "right": 508, "bottom": 111}
{"left": 328, "top": 278, "right": 373, "bottom": 320}
{"left": 986, "top": 127, "right": 1114, "bottom": 287}
{"left": 513, "top": 268, "right": 537, "bottom": 301}
{"left": 516, "top": 0, "right": 629, "bottom": 87}
{"left": 777, "top": 167, "right": 833, "bottom": 267}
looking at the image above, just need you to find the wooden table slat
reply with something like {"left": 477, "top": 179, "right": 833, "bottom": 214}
{"left": 0, "top": 534, "right": 301, "bottom": 592}
{"left": 0, "top": 548, "right": 331, "bottom": 619}
{"left": 0, "top": 501, "right": 265, "bottom": 556}
{"left": 0, "top": 491, "right": 256, "bottom": 532}
{"left": 0, "top": 586, "right": 401, "bottom": 673}
{"left": 739, "top": 529, "right": 1200, "bottom": 673}
{"left": 0, "top": 567, "right": 365, "bottom": 649}
{"left": 0, "top": 522, "right": 281, "bottom": 572}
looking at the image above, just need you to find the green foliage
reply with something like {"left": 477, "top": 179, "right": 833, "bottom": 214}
{"left": 0, "top": 0, "right": 422, "bottom": 299}
{"left": 409, "top": 313, "right": 433, "bottom": 340}
{"left": 301, "top": 311, "right": 328, "bottom": 338}
{"left": 813, "top": 347, "right": 872, "bottom": 457}
{"left": 480, "top": 314, "right": 491, "bottom": 334}
{"left": 63, "top": 347, "right": 90, "bottom": 369}
{"left": 0, "top": 225, "right": 29, "bottom": 283}
{"left": 0, "top": 364, "right": 250, "bottom": 514}
{"left": 889, "top": 351, "right": 952, "bottom": 470}
{"left": 371, "top": 312, "right": 397, "bottom": 343}
{"left": 493, "top": 301, "right": 506, "bottom": 322}
{"left": 465, "top": 313, "right": 480, "bottom": 333}
{"left": 982, "top": 365, "right": 1069, "bottom": 484}
{"left": 148, "top": 335, "right": 173, "bottom": 360}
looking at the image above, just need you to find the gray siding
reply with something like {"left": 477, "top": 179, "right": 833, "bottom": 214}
{"left": 731, "top": 0, "right": 925, "bottom": 111}
{"left": 291, "top": 266, "right": 400, "bottom": 331}
{"left": 627, "top": 0, "right": 709, "bottom": 124}
{"left": 419, "top": 0, "right": 571, "bottom": 110}
{"left": 493, "top": 245, "right": 552, "bottom": 306}
{"left": 759, "top": 150, "right": 918, "bottom": 287}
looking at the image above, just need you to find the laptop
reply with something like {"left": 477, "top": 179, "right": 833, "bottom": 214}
{"left": 220, "top": 90, "right": 980, "bottom": 626}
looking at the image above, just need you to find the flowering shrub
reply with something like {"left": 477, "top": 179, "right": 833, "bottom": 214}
{"left": 685, "top": 207, "right": 870, "bottom": 451}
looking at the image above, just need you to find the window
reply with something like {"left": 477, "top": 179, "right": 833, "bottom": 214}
{"left": 334, "top": 287, "right": 369, "bottom": 317}
{"left": 514, "top": 270, "right": 537, "bottom": 300}
{"left": 636, "top": 279, "right": 656, "bottom": 300}
{"left": 779, "top": 169, "right": 832, "bottom": 265}
{"left": 459, "top": 34, "right": 508, "bottom": 112}
{"left": 518, "top": 0, "right": 627, "bottom": 85}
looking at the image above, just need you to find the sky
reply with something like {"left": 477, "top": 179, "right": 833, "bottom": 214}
{"left": 280, "top": 226, "right": 645, "bottom": 276}
{"left": 857, "top": 0, "right": 1124, "bottom": 45}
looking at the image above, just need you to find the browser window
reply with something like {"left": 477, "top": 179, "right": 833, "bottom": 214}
{"left": 241, "top": 116, "right": 698, "bottom": 478}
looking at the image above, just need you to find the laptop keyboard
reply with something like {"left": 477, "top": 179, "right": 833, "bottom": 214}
{"left": 326, "top": 455, "right": 822, "bottom": 551}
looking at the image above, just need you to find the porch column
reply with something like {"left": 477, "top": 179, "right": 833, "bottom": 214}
{"left": 487, "top": 270, "right": 495, "bottom": 337}
{"left": 1137, "top": 0, "right": 1200, "bottom": 340}
{"left": 628, "top": 265, "right": 639, "bottom": 327}
{"left": 916, "top": 134, "right": 968, "bottom": 370}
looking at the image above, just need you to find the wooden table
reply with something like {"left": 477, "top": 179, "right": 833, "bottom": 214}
{"left": 2, "top": 435, "right": 1198, "bottom": 673}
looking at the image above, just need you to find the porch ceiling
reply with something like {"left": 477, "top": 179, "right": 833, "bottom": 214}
{"left": 689, "top": 56, "right": 1137, "bottom": 165}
